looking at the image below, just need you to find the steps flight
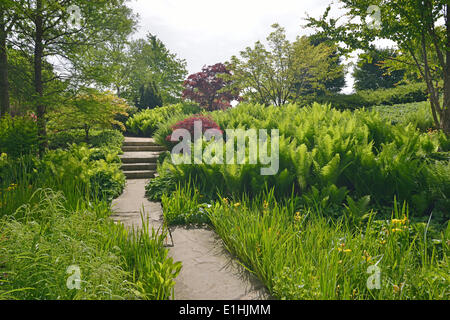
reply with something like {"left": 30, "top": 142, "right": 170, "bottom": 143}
{"left": 120, "top": 138, "right": 165, "bottom": 179}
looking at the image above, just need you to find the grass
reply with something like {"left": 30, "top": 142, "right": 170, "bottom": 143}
{"left": 370, "top": 101, "right": 434, "bottom": 132}
{"left": 0, "top": 147, "right": 181, "bottom": 300}
{"left": 163, "top": 184, "right": 449, "bottom": 300}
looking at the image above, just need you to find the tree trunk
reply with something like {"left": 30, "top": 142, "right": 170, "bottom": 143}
{"left": 442, "top": 4, "right": 450, "bottom": 135}
{"left": 34, "top": 0, "right": 47, "bottom": 156}
{"left": 0, "top": 10, "right": 10, "bottom": 118}
{"left": 84, "top": 124, "right": 90, "bottom": 143}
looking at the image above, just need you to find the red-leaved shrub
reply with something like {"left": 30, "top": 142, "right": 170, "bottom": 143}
{"left": 166, "top": 115, "right": 222, "bottom": 142}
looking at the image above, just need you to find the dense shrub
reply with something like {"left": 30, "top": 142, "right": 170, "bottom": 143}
{"left": 0, "top": 114, "right": 38, "bottom": 158}
{"left": 37, "top": 144, "right": 125, "bottom": 202}
{"left": 0, "top": 144, "right": 125, "bottom": 213}
{"left": 0, "top": 189, "right": 181, "bottom": 300}
{"left": 370, "top": 101, "right": 434, "bottom": 131}
{"left": 145, "top": 172, "right": 177, "bottom": 202}
{"left": 316, "top": 83, "right": 428, "bottom": 110}
{"left": 48, "top": 129, "right": 124, "bottom": 151}
{"left": 156, "top": 103, "right": 449, "bottom": 217}
{"left": 126, "top": 102, "right": 201, "bottom": 137}
{"left": 166, "top": 115, "right": 222, "bottom": 142}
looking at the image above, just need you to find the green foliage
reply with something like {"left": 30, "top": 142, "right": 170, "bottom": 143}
{"left": 316, "top": 83, "right": 428, "bottom": 110}
{"left": 135, "top": 81, "right": 163, "bottom": 110}
{"left": 0, "top": 144, "right": 125, "bottom": 215}
{"left": 145, "top": 172, "right": 177, "bottom": 202}
{"left": 158, "top": 103, "right": 448, "bottom": 216}
{"left": 48, "top": 129, "right": 124, "bottom": 151}
{"left": 37, "top": 144, "right": 125, "bottom": 202}
{"left": 0, "top": 114, "right": 38, "bottom": 158}
{"left": 127, "top": 33, "right": 187, "bottom": 105}
{"left": 305, "top": 1, "right": 449, "bottom": 133}
{"left": 0, "top": 189, "right": 180, "bottom": 300}
{"left": 126, "top": 102, "right": 201, "bottom": 137}
{"left": 370, "top": 101, "right": 434, "bottom": 132}
{"left": 204, "top": 190, "right": 449, "bottom": 300}
{"left": 228, "top": 24, "right": 343, "bottom": 106}
{"left": 353, "top": 48, "right": 407, "bottom": 91}
{"left": 48, "top": 90, "right": 130, "bottom": 142}
{"left": 161, "top": 182, "right": 211, "bottom": 226}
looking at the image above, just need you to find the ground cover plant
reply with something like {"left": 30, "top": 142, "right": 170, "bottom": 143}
{"left": 316, "top": 83, "right": 428, "bottom": 110}
{"left": 0, "top": 126, "right": 181, "bottom": 300}
{"left": 126, "top": 103, "right": 201, "bottom": 137}
{"left": 155, "top": 103, "right": 449, "bottom": 220}
{"left": 159, "top": 183, "right": 449, "bottom": 300}
{"left": 0, "top": 188, "right": 181, "bottom": 300}
{"left": 150, "top": 101, "right": 449, "bottom": 300}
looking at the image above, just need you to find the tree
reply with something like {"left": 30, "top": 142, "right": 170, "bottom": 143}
{"left": 309, "top": 36, "right": 346, "bottom": 94}
{"left": 135, "top": 81, "right": 163, "bottom": 110}
{"left": 306, "top": 1, "right": 450, "bottom": 134}
{"left": 0, "top": 0, "right": 18, "bottom": 118}
{"left": 49, "top": 90, "right": 130, "bottom": 143}
{"left": 353, "top": 48, "right": 406, "bottom": 91}
{"left": 128, "top": 34, "right": 187, "bottom": 105}
{"left": 228, "top": 24, "right": 341, "bottom": 106}
{"left": 11, "top": 0, "right": 136, "bottom": 155}
{"left": 182, "top": 63, "right": 240, "bottom": 111}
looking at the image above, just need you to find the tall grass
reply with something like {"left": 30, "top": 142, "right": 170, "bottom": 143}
{"left": 0, "top": 188, "right": 181, "bottom": 300}
{"left": 163, "top": 184, "right": 448, "bottom": 300}
{"left": 207, "top": 190, "right": 449, "bottom": 299}
{"left": 0, "top": 149, "right": 181, "bottom": 300}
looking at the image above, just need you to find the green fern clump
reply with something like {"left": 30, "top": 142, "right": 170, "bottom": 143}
{"left": 126, "top": 102, "right": 200, "bottom": 137}
{"left": 157, "top": 102, "right": 447, "bottom": 216}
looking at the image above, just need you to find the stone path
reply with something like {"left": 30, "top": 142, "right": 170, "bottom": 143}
{"left": 111, "top": 137, "right": 269, "bottom": 300}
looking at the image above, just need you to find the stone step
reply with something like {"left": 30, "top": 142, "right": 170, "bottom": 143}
{"left": 121, "top": 163, "right": 157, "bottom": 171}
{"left": 123, "top": 170, "right": 156, "bottom": 179}
{"left": 123, "top": 139, "right": 158, "bottom": 147}
{"left": 121, "top": 156, "right": 158, "bottom": 164}
{"left": 122, "top": 145, "right": 166, "bottom": 152}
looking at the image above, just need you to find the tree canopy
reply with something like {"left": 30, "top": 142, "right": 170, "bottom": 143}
{"left": 228, "top": 24, "right": 344, "bottom": 106}
{"left": 306, "top": 0, "right": 450, "bottom": 134}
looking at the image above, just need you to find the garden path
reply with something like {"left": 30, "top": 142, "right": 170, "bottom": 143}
{"left": 110, "top": 137, "right": 269, "bottom": 300}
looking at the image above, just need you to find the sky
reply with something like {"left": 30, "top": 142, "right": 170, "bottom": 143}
{"left": 126, "top": 0, "right": 358, "bottom": 93}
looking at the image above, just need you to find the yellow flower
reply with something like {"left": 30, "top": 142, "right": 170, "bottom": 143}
{"left": 263, "top": 200, "right": 269, "bottom": 209}
{"left": 222, "top": 198, "right": 228, "bottom": 204}
{"left": 294, "top": 212, "right": 302, "bottom": 222}
{"left": 362, "top": 250, "right": 371, "bottom": 262}
{"left": 234, "top": 202, "right": 241, "bottom": 207}
{"left": 380, "top": 240, "right": 387, "bottom": 245}
{"left": 391, "top": 228, "right": 403, "bottom": 233}
{"left": 343, "top": 249, "right": 352, "bottom": 253}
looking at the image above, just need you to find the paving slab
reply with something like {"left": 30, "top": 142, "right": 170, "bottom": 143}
{"left": 169, "top": 226, "right": 270, "bottom": 300}
{"left": 110, "top": 179, "right": 163, "bottom": 230}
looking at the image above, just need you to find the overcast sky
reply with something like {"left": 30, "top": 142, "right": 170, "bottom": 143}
{"left": 126, "top": 0, "right": 356, "bottom": 91}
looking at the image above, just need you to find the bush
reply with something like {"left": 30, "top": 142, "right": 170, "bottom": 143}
{"left": 166, "top": 115, "right": 222, "bottom": 144}
{"left": 125, "top": 102, "right": 201, "bottom": 137}
{"left": 316, "top": 83, "right": 428, "bottom": 110}
{"left": 370, "top": 101, "right": 434, "bottom": 132}
{"left": 37, "top": 144, "right": 125, "bottom": 202}
{"left": 0, "top": 114, "right": 38, "bottom": 158}
{"left": 205, "top": 189, "right": 449, "bottom": 300}
{"left": 145, "top": 172, "right": 177, "bottom": 202}
{"left": 0, "top": 189, "right": 181, "bottom": 300}
{"left": 157, "top": 103, "right": 448, "bottom": 217}
{"left": 48, "top": 129, "right": 124, "bottom": 151}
